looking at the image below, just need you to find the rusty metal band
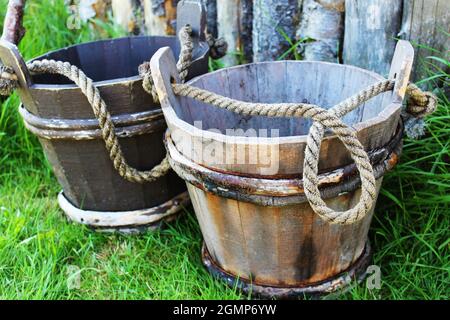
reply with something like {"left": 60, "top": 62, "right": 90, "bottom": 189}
{"left": 167, "top": 121, "right": 404, "bottom": 206}
{"left": 19, "top": 105, "right": 167, "bottom": 140}
{"left": 58, "top": 191, "right": 190, "bottom": 232}
{"left": 201, "top": 241, "right": 372, "bottom": 299}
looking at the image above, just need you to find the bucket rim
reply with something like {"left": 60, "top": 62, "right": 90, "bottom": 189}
{"left": 166, "top": 61, "right": 399, "bottom": 144}
{"left": 28, "top": 35, "right": 210, "bottom": 90}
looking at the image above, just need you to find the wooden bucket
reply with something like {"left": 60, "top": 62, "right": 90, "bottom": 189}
{"left": 151, "top": 41, "right": 414, "bottom": 297}
{"left": 0, "top": 1, "right": 209, "bottom": 233}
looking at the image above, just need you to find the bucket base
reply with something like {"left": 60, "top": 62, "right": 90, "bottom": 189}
{"left": 58, "top": 191, "right": 190, "bottom": 234}
{"left": 201, "top": 241, "right": 372, "bottom": 299}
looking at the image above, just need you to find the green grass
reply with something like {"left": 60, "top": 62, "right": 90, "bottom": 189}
{"left": 0, "top": 0, "right": 448, "bottom": 300}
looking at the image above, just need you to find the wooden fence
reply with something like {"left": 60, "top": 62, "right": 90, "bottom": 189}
{"left": 107, "top": 0, "right": 449, "bottom": 81}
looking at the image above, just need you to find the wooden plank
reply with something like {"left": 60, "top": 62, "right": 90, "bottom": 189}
{"left": 343, "top": 0, "right": 403, "bottom": 76}
{"left": 253, "top": 0, "right": 300, "bottom": 62}
{"left": 298, "top": 0, "right": 344, "bottom": 62}
{"left": 399, "top": 0, "right": 450, "bottom": 82}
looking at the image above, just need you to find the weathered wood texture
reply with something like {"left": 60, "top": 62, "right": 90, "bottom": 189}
{"left": 110, "top": 0, "right": 447, "bottom": 80}
{"left": 343, "top": 0, "right": 403, "bottom": 76}
{"left": 400, "top": 0, "right": 450, "bottom": 81}
{"left": 1, "top": 0, "right": 26, "bottom": 44}
{"left": 0, "top": 34, "right": 209, "bottom": 216}
{"left": 298, "top": 0, "right": 344, "bottom": 62}
{"left": 152, "top": 42, "right": 413, "bottom": 177}
{"left": 253, "top": 0, "right": 300, "bottom": 62}
{"left": 150, "top": 42, "right": 413, "bottom": 291}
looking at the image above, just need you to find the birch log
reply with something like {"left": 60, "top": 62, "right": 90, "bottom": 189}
{"left": 217, "top": 0, "right": 253, "bottom": 66}
{"left": 111, "top": 0, "right": 144, "bottom": 34}
{"left": 343, "top": 0, "right": 403, "bottom": 76}
{"left": 400, "top": 0, "right": 450, "bottom": 81}
{"left": 1, "top": 0, "right": 26, "bottom": 44}
{"left": 253, "top": 0, "right": 300, "bottom": 62}
{"left": 298, "top": 0, "right": 344, "bottom": 62}
{"left": 143, "top": 0, "right": 179, "bottom": 35}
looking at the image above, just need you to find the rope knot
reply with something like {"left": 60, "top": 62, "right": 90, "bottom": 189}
{"left": 206, "top": 33, "right": 228, "bottom": 60}
{"left": 402, "top": 83, "right": 438, "bottom": 139}
{"left": 405, "top": 83, "right": 437, "bottom": 118}
{"left": 0, "top": 64, "right": 19, "bottom": 96}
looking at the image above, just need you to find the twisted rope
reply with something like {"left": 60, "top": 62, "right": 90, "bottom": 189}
{"left": 172, "top": 80, "right": 397, "bottom": 224}
{"left": 205, "top": 32, "right": 228, "bottom": 60}
{"left": 26, "top": 59, "right": 170, "bottom": 183}
{"left": 140, "top": 25, "right": 194, "bottom": 103}
{"left": 0, "top": 64, "right": 18, "bottom": 96}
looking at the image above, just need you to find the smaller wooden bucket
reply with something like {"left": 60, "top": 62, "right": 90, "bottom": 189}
{"left": 0, "top": 1, "right": 209, "bottom": 233}
{"left": 151, "top": 41, "right": 414, "bottom": 297}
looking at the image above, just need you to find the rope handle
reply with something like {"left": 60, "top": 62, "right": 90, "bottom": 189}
{"left": 170, "top": 78, "right": 437, "bottom": 224}
{"left": 0, "top": 26, "right": 195, "bottom": 183}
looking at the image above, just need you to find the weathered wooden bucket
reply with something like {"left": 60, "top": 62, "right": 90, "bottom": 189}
{"left": 150, "top": 41, "right": 414, "bottom": 297}
{"left": 0, "top": 1, "right": 209, "bottom": 233}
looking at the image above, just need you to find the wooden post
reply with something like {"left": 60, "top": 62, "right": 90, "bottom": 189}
{"left": 297, "top": 0, "right": 344, "bottom": 62}
{"left": 252, "top": 0, "right": 300, "bottom": 62}
{"left": 343, "top": 0, "right": 403, "bottom": 76}
{"left": 400, "top": 0, "right": 450, "bottom": 82}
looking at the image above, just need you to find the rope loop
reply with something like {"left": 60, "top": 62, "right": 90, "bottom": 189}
{"left": 205, "top": 32, "right": 228, "bottom": 60}
{"left": 0, "top": 64, "right": 18, "bottom": 96}
{"left": 172, "top": 79, "right": 399, "bottom": 224}
{"left": 139, "top": 24, "right": 194, "bottom": 103}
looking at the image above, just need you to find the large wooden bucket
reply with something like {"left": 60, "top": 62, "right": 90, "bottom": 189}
{"left": 151, "top": 41, "right": 414, "bottom": 297}
{"left": 0, "top": 1, "right": 209, "bottom": 233}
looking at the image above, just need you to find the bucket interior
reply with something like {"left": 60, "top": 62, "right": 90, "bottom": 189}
{"left": 178, "top": 61, "right": 392, "bottom": 137}
{"left": 31, "top": 36, "right": 198, "bottom": 85}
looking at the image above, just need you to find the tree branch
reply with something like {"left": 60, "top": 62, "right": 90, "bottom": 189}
{"left": 1, "top": 0, "right": 27, "bottom": 45}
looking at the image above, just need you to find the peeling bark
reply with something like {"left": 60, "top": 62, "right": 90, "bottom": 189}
{"left": 298, "top": 0, "right": 344, "bottom": 62}
{"left": 1, "top": 0, "right": 27, "bottom": 44}
{"left": 253, "top": 0, "right": 300, "bottom": 62}
{"left": 343, "top": 0, "right": 403, "bottom": 76}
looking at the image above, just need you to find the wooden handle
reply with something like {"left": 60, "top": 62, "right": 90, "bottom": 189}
{"left": 0, "top": 39, "right": 36, "bottom": 111}
{"left": 388, "top": 40, "right": 415, "bottom": 103}
{"left": 150, "top": 47, "right": 183, "bottom": 118}
{"left": 1, "top": 0, "right": 27, "bottom": 45}
{"left": 176, "top": 0, "right": 207, "bottom": 53}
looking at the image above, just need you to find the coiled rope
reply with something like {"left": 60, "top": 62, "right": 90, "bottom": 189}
{"left": 171, "top": 79, "right": 437, "bottom": 224}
